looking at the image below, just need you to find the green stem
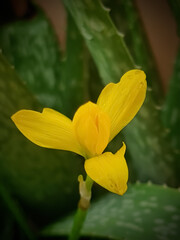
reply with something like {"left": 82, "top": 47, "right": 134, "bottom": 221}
{"left": 68, "top": 207, "right": 87, "bottom": 240}
{"left": 68, "top": 175, "right": 93, "bottom": 240}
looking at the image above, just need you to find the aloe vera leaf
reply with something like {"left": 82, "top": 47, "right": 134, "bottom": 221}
{"left": 0, "top": 52, "right": 84, "bottom": 221}
{"left": 161, "top": 2, "right": 180, "bottom": 167}
{"left": 0, "top": 8, "right": 87, "bottom": 220}
{"left": 105, "top": 0, "right": 163, "bottom": 102}
{"left": 42, "top": 183, "right": 180, "bottom": 240}
{"left": 62, "top": 0, "right": 178, "bottom": 185}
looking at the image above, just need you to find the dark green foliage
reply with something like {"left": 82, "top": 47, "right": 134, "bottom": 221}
{"left": 0, "top": 9, "right": 85, "bottom": 222}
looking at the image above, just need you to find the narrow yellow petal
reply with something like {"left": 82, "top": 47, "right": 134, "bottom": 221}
{"left": 11, "top": 108, "right": 83, "bottom": 155}
{"left": 73, "top": 101, "right": 110, "bottom": 158}
{"left": 84, "top": 143, "right": 128, "bottom": 195}
{"left": 97, "top": 69, "right": 147, "bottom": 141}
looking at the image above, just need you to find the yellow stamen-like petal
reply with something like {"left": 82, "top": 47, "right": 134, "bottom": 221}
{"left": 84, "top": 143, "right": 128, "bottom": 195}
{"left": 97, "top": 69, "right": 147, "bottom": 141}
{"left": 11, "top": 108, "right": 83, "bottom": 155}
{"left": 73, "top": 101, "right": 110, "bottom": 158}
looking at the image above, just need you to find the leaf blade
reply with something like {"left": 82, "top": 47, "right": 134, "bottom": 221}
{"left": 43, "top": 183, "right": 180, "bottom": 240}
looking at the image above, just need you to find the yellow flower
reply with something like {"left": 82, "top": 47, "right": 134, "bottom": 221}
{"left": 11, "top": 69, "right": 147, "bottom": 195}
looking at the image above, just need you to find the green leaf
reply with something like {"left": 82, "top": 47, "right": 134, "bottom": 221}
{"left": 0, "top": 8, "right": 86, "bottom": 220}
{"left": 105, "top": 0, "right": 163, "bottom": 101}
{"left": 63, "top": 0, "right": 135, "bottom": 86}
{"left": 63, "top": 0, "right": 177, "bottom": 185}
{"left": 162, "top": 48, "right": 180, "bottom": 150}
{"left": 0, "top": 183, "right": 36, "bottom": 240}
{"left": 42, "top": 183, "right": 180, "bottom": 240}
{"left": 0, "top": 9, "right": 62, "bottom": 110}
{"left": 60, "top": 13, "right": 87, "bottom": 117}
{"left": 0, "top": 201, "right": 14, "bottom": 240}
{"left": 0, "top": 52, "right": 84, "bottom": 221}
{"left": 100, "top": 0, "right": 175, "bottom": 184}
{"left": 0, "top": 8, "right": 85, "bottom": 116}
{"left": 162, "top": 1, "right": 180, "bottom": 152}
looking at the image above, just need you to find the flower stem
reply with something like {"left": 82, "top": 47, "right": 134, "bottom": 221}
{"left": 68, "top": 175, "right": 93, "bottom": 240}
{"left": 68, "top": 207, "right": 87, "bottom": 240}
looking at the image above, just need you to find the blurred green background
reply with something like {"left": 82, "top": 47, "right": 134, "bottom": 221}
{"left": 0, "top": 0, "right": 180, "bottom": 239}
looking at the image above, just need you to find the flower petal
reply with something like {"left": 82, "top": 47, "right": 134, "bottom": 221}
{"left": 97, "top": 69, "right": 147, "bottom": 141}
{"left": 73, "top": 101, "right": 110, "bottom": 158}
{"left": 11, "top": 108, "right": 83, "bottom": 155}
{"left": 84, "top": 143, "right": 128, "bottom": 195}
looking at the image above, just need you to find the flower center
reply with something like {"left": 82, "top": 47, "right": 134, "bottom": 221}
{"left": 73, "top": 101, "right": 110, "bottom": 158}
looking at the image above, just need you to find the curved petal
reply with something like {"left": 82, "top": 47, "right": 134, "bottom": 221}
{"left": 11, "top": 108, "right": 83, "bottom": 156}
{"left": 84, "top": 143, "right": 128, "bottom": 195}
{"left": 73, "top": 101, "right": 110, "bottom": 158}
{"left": 97, "top": 69, "right": 147, "bottom": 141}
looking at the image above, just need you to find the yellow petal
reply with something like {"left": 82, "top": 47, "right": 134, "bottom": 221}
{"left": 97, "top": 69, "right": 147, "bottom": 141}
{"left": 84, "top": 143, "right": 128, "bottom": 195}
{"left": 11, "top": 108, "right": 83, "bottom": 155}
{"left": 73, "top": 101, "right": 110, "bottom": 158}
